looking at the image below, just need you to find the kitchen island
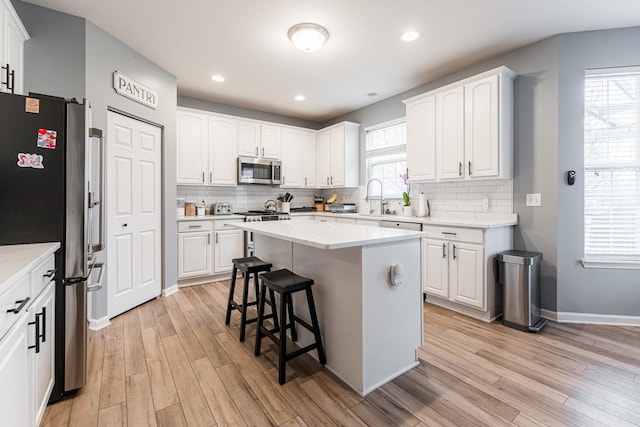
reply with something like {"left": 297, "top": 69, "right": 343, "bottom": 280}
{"left": 232, "top": 220, "right": 423, "bottom": 396}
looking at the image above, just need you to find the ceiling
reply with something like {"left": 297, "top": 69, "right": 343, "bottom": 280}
{"left": 21, "top": 0, "right": 640, "bottom": 122}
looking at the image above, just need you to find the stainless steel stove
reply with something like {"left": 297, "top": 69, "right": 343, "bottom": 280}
{"left": 236, "top": 210, "right": 291, "bottom": 255}
{"left": 237, "top": 210, "right": 291, "bottom": 222}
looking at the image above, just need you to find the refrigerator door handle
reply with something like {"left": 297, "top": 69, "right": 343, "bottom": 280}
{"left": 88, "top": 127, "right": 105, "bottom": 258}
{"left": 86, "top": 262, "right": 105, "bottom": 292}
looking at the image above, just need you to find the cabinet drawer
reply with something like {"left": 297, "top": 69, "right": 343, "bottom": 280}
{"left": 178, "top": 221, "right": 212, "bottom": 232}
{"left": 422, "top": 225, "right": 483, "bottom": 244}
{"left": 213, "top": 218, "right": 243, "bottom": 230}
{"left": 0, "top": 274, "right": 30, "bottom": 340}
{"left": 31, "top": 254, "right": 55, "bottom": 297}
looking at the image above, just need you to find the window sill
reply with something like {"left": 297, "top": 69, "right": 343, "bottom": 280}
{"left": 581, "top": 259, "right": 640, "bottom": 270}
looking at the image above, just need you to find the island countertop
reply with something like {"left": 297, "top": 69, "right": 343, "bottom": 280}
{"left": 232, "top": 220, "right": 424, "bottom": 250}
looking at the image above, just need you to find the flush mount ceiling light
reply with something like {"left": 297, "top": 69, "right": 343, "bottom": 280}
{"left": 288, "top": 23, "right": 329, "bottom": 52}
{"left": 401, "top": 31, "right": 420, "bottom": 42}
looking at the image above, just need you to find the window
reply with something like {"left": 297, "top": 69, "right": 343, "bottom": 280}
{"left": 584, "top": 67, "right": 640, "bottom": 265}
{"left": 365, "top": 119, "right": 407, "bottom": 199}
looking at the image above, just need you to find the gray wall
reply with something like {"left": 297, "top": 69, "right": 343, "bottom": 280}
{"left": 13, "top": 1, "right": 178, "bottom": 320}
{"left": 327, "top": 37, "right": 562, "bottom": 312}
{"left": 12, "top": 0, "right": 86, "bottom": 99}
{"left": 85, "top": 22, "right": 177, "bottom": 319}
{"left": 556, "top": 27, "right": 640, "bottom": 316}
{"left": 178, "top": 95, "right": 321, "bottom": 129}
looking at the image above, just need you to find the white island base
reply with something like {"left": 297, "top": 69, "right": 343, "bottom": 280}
{"left": 252, "top": 230, "right": 422, "bottom": 396}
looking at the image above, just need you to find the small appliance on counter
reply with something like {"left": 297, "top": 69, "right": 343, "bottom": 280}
{"left": 196, "top": 202, "right": 205, "bottom": 216}
{"left": 325, "top": 203, "right": 358, "bottom": 213}
{"left": 214, "top": 202, "right": 233, "bottom": 215}
{"left": 176, "top": 198, "right": 185, "bottom": 217}
{"left": 314, "top": 194, "right": 325, "bottom": 212}
{"left": 184, "top": 201, "right": 196, "bottom": 216}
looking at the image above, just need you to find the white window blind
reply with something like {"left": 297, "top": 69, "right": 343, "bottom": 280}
{"left": 584, "top": 68, "right": 640, "bottom": 261}
{"left": 365, "top": 119, "right": 407, "bottom": 198}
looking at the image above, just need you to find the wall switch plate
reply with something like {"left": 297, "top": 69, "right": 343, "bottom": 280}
{"left": 482, "top": 194, "right": 490, "bottom": 211}
{"left": 526, "top": 193, "right": 542, "bottom": 207}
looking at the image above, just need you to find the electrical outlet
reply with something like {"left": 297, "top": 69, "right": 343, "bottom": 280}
{"left": 526, "top": 193, "right": 542, "bottom": 207}
{"left": 482, "top": 194, "right": 490, "bottom": 211}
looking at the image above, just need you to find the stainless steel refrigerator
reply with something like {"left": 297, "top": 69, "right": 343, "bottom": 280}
{"left": 0, "top": 91, "right": 105, "bottom": 401}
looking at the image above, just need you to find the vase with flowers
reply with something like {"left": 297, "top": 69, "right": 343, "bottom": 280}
{"left": 400, "top": 171, "right": 412, "bottom": 216}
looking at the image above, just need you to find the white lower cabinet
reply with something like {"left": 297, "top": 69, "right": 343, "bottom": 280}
{"left": 0, "top": 312, "right": 29, "bottom": 427}
{"left": 178, "top": 221, "right": 212, "bottom": 278}
{"left": 29, "top": 282, "right": 55, "bottom": 427}
{"left": 0, "top": 248, "right": 56, "bottom": 427}
{"left": 422, "top": 225, "right": 511, "bottom": 322}
{"left": 213, "top": 220, "right": 244, "bottom": 273}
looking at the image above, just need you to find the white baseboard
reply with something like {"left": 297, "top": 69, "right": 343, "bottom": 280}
{"left": 162, "top": 283, "right": 179, "bottom": 297}
{"left": 541, "top": 309, "right": 640, "bottom": 326}
{"left": 89, "top": 315, "right": 110, "bottom": 331}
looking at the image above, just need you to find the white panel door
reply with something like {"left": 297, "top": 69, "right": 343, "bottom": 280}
{"left": 315, "top": 130, "right": 331, "bottom": 187}
{"left": 0, "top": 317, "right": 29, "bottom": 427}
{"left": 176, "top": 111, "right": 207, "bottom": 184}
{"left": 281, "top": 128, "right": 303, "bottom": 187}
{"left": 214, "top": 230, "right": 244, "bottom": 273}
{"left": 423, "top": 238, "right": 449, "bottom": 298}
{"left": 30, "top": 282, "right": 55, "bottom": 427}
{"left": 301, "top": 131, "right": 316, "bottom": 187}
{"left": 406, "top": 95, "right": 436, "bottom": 182}
{"left": 449, "top": 242, "right": 484, "bottom": 309}
{"left": 107, "top": 112, "right": 162, "bottom": 318}
{"left": 465, "top": 74, "right": 499, "bottom": 178}
{"left": 436, "top": 86, "right": 465, "bottom": 180}
{"left": 329, "top": 126, "right": 345, "bottom": 186}
{"left": 178, "top": 231, "right": 212, "bottom": 278}
{"left": 237, "top": 120, "right": 260, "bottom": 157}
{"left": 208, "top": 116, "right": 238, "bottom": 185}
{"left": 260, "top": 124, "right": 282, "bottom": 159}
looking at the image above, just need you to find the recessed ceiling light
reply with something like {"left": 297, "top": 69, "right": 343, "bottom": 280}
{"left": 367, "top": 92, "right": 378, "bottom": 97}
{"left": 210, "top": 74, "right": 225, "bottom": 82}
{"left": 294, "top": 95, "right": 306, "bottom": 101}
{"left": 401, "top": 31, "right": 420, "bottom": 42}
{"left": 288, "top": 23, "right": 329, "bottom": 52}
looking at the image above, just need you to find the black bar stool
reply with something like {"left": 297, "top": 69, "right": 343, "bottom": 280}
{"left": 225, "top": 256, "right": 278, "bottom": 342}
{"left": 255, "top": 269, "right": 326, "bottom": 384}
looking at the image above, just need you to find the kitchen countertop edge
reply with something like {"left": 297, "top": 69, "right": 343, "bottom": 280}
{"left": 0, "top": 242, "right": 60, "bottom": 291}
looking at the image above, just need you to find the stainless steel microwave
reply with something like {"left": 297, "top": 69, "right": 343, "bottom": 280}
{"left": 237, "top": 156, "right": 282, "bottom": 185}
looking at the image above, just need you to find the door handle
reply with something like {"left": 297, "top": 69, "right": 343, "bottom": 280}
{"left": 40, "top": 307, "right": 47, "bottom": 343}
{"left": 88, "top": 127, "right": 105, "bottom": 257}
{"left": 256, "top": 147, "right": 259, "bottom": 156}
{"left": 330, "top": 176, "right": 333, "bottom": 185}
{"left": 202, "top": 172, "right": 205, "bottom": 183}
{"left": 458, "top": 162, "right": 462, "bottom": 176}
{"left": 468, "top": 161, "right": 472, "bottom": 175}
{"left": 208, "top": 234, "right": 210, "bottom": 244}
{"left": 210, "top": 172, "right": 212, "bottom": 183}
{"left": 1, "top": 63, "right": 15, "bottom": 93}
{"left": 215, "top": 233, "right": 219, "bottom": 244}
{"left": 262, "top": 147, "right": 265, "bottom": 157}
{"left": 6, "top": 297, "right": 30, "bottom": 314}
{"left": 28, "top": 314, "right": 41, "bottom": 353}
{"left": 305, "top": 177, "right": 307, "bottom": 186}
{"left": 452, "top": 244, "right": 457, "bottom": 260}
{"left": 442, "top": 243, "right": 446, "bottom": 258}
{"left": 44, "top": 269, "right": 57, "bottom": 279}
{"left": 123, "top": 223, "right": 128, "bottom": 227}
{"left": 87, "top": 262, "right": 105, "bottom": 292}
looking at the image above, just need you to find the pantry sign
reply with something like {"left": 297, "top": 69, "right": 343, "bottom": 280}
{"left": 113, "top": 71, "right": 158, "bottom": 109}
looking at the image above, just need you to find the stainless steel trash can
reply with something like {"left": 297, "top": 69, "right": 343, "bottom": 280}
{"left": 496, "top": 250, "right": 547, "bottom": 332}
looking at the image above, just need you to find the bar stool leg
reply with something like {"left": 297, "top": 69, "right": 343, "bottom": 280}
{"left": 278, "top": 291, "right": 287, "bottom": 385}
{"left": 269, "top": 288, "right": 280, "bottom": 330}
{"left": 254, "top": 281, "right": 267, "bottom": 357}
{"left": 225, "top": 265, "right": 238, "bottom": 325}
{"left": 239, "top": 273, "right": 251, "bottom": 342}
{"left": 306, "top": 287, "right": 326, "bottom": 365}
{"left": 286, "top": 293, "right": 297, "bottom": 342}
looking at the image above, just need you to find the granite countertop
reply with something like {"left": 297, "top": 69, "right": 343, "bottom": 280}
{"left": 231, "top": 220, "right": 424, "bottom": 250}
{"left": 0, "top": 242, "right": 60, "bottom": 291}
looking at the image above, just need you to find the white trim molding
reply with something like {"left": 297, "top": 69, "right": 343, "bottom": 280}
{"left": 541, "top": 309, "right": 640, "bottom": 326}
{"left": 89, "top": 315, "right": 111, "bottom": 331}
{"left": 581, "top": 258, "right": 640, "bottom": 270}
{"left": 162, "top": 283, "right": 179, "bottom": 297}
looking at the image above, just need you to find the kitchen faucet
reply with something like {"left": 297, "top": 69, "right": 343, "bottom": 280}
{"left": 365, "top": 178, "right": 386, "bottom": 215}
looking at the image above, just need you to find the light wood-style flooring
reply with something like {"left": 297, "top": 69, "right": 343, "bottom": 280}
{"left": 42, "top": 280, "right": 640, "bottom": 426}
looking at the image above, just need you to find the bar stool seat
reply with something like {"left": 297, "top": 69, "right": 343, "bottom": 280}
{"left": 255, "top": 268, "right": 326, "bottom": 384}
{"left": 225, "top": 256, "right": 278, "bottom": 342}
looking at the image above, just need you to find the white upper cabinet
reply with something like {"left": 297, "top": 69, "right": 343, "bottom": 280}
{"left": 177, "top": 109, "right": 238, "bottom": 185}
{"left": 405, "top": 95, "right": 436, "bottom": 182}
{"left": 436, "top": 86, "right": 465, "bottom": 180}
{"left": 281, "top": 128, "right": 304, "bottom": 187}
{"left": 315, "top": 122, "right": 359, "bottom": 188}
{"left": 301, "top": 131, "right": 316, "bottom": 187}
{"left": 208, "top": 116, "right": 238, "bottom": 185}
{"left": 0, "top": 0, "right": 29, "bottom": 95}
{"left": 260, "top": 124, "right": 282, "bottom": 159}
{"left": 404, "top": 66, "right": 515, "bottom": 183}
{"left": 237, "top": 120, "right": 282, "bottom": 159}
{"left": 176, "top": 110, "right": 208, "bottom": 184}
